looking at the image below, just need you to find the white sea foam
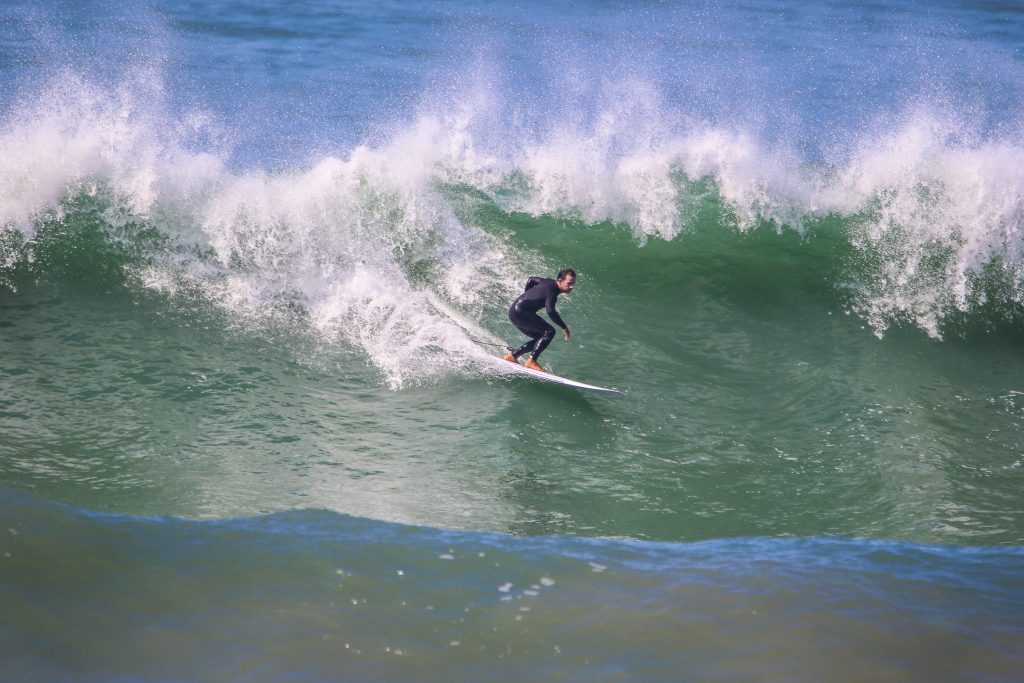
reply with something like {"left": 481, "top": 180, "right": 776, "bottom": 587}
{"left": 826, "top": 114, "right": 1024, "bottom": 336}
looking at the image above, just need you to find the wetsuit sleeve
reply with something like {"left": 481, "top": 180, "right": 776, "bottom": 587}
{"left": 545, "top": 285, "right": 567, "bottom": 330}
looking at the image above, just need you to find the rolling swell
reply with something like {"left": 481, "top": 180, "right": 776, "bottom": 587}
{"left": 2, "top": 488, "right": 1022, "bottom": 682}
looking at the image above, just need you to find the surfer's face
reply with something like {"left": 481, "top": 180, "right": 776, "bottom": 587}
{"left": 557, "top": 275, "right": 575, "bottom": 293}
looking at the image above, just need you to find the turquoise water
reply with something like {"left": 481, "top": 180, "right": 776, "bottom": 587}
{"left": 3, "top": 1, "right": 1024, "bottom": 680}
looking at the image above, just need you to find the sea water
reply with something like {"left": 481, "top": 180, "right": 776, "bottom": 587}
{"left": 2, "top": 1, "right": 1023, "bottom": 680}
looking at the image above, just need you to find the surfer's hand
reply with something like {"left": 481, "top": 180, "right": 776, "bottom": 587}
{"left": 563, "top": 328, "right": 570, "bottom": 342}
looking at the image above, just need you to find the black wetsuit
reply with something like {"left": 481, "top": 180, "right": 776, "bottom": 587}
{"left": 508, "top": 277, "right": 568, "bottom": 361}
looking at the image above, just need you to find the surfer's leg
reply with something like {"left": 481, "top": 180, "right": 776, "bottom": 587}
{"left": 508, "top": 307, "right": 550, "bottom": 359}
{"left": 529, "top": 324, "right": 556, "bottom": 360}
{"left": 511, "top": 337, "right": 539, "bottom": 358}
{"left": 522, "top": 327, "right": 553, "bottom": 372}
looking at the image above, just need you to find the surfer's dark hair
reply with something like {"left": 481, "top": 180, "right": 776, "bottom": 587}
{"left": 557, "top": 268, "right": 576, "bottom": 280}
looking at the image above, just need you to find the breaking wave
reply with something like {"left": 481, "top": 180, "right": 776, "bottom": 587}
{"left": 3, "top": 70, "right": 1024, "bottom": 390}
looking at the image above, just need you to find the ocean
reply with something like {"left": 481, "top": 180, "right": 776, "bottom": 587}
{"left": 2, "top": 0, "right": 1023, "bottom": 680}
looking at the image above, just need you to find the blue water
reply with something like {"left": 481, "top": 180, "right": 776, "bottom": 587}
{"left": 3, "top": 490, "right": 1023, "bottom": 682}
{"left": 3, "top": 0, "right": 1024, "bottom": 680}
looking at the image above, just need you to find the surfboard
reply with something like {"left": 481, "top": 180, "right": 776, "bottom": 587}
{"left": 493, "top": 357, "right": 624, "bottom": 395}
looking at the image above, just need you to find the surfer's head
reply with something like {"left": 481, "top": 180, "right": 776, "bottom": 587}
{"left": 556, "top": 268, "right": 576, "bottom": 293}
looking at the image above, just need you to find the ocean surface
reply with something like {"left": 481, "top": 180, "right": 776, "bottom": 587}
{"left": 2, "top": 0, "right": 1024, "bottom": 680}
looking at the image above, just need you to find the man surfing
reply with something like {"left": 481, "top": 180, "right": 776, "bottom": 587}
{"left": 503, "top": 268, "right": 575, "bottom": 372}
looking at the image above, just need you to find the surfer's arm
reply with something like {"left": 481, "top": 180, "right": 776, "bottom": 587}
{"left": 545, "top": 289, "right": 568, "bottom": 331}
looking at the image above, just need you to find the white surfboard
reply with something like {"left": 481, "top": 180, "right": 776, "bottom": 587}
{"left": 493, "top": 357, "right": 624, "bottom": 396}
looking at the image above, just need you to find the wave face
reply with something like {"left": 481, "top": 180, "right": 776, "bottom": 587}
{"left": 3, "top": 1, "right": 1024, "bottom": 680}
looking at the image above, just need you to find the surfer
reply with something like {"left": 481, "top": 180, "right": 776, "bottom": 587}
{"left": 504, "top": 268, "right": 575, "bottom": 372}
